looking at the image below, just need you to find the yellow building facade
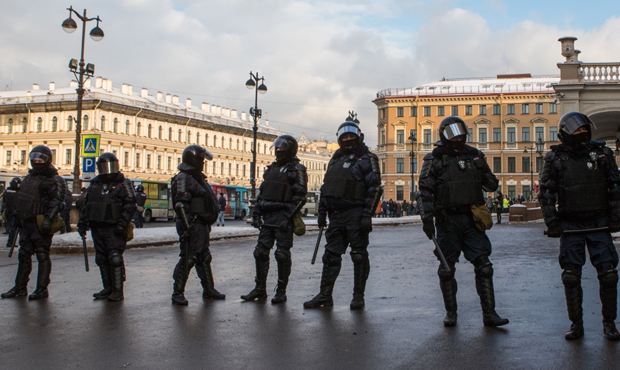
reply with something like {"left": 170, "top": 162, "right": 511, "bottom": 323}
{"left": 373, "top": 74, "right": 561, "bottom": 202}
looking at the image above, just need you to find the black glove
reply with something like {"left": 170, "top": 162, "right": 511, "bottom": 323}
{"left": 251, "top": 213, "right": 262, "bottom": 229}
{"left": 317, "top": 212, "right": 327, "bottom": 228}
{"left": 40, "top": 216, "right": 52, "bottom": 235}
{"left": 360, "top": 213, "right": 372, "bottom": 232}
{"left": 114, "top": 225, "right": 126, "bottom": 237}
{"left": 78, "top": 225, "right": 88, "bottom": 238}
{"left": 422, "top": 218, "right": 435, "bottom": 240}
{"left": 545, "top": 222, "right": 562, "bottom": 238}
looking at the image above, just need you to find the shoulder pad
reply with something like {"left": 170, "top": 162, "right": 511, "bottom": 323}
{"left": 423, "top": 153, "right": 434, "bottom": 161}
{"left": 123, "top": 179, "right": 136, "bottom": 198}
{"left": 543, "top": 151, "right": 556, "bottom": 161}
{"left": 591, "top": 139, "right": 605, "bottom": 147}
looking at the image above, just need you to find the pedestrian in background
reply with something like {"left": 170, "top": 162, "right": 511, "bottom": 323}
{"left": 495, "top": 191, "right": 503, "bottom": 224}
{"left": 216, "top": 193, "right": 226, "bottom": 227}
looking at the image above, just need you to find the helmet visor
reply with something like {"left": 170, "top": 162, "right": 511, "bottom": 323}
{"left": 29, "top": 152, "right": 50, "bottom": 164}
{"left": 97, "top": 160, "right": 120, "bottom": 175}
{"left": 560, "top": 114, "right": 596, "bottom": 135}
{"left": 442, "top": 122, "right": 468, "bottom": 140}
{"left": 201, "top": 148, "right": 214, "bottom": 161}
{"left": 272, "top": 137, "right": 291, "bottom": 152}
{"left": 337, "top": 124, "right": 361, "bottom": 139}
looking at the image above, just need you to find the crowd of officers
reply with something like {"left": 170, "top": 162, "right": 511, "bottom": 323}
{"left": 0, "top": 111, "right": 619, "bottom": 341}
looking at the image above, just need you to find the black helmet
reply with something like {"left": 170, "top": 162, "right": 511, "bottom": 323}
{"left": 337, "top": 111, "right": 362, "bottom": 152}
{"left": 438, "top": 116, "right": 468, "bottom": 143}
{"left": 273, "top": 135, "right": 298, "bottom": 164}
{"left": 9, "top": 177, "right": 21, "bottom": 190}
{"left": 136, "top": 184, "right": 144, "bottom": 192}
{"left": 96, "top": 152, "right": 120, "bottom": 175}
{"left": 558, "top": 111, "right": 593, "bottom": 145}
{"left": 179, "top": 145, "right": 213, "bottom": 171}
{"left": 29, "top": 145, "right": 52, "bottom": 168}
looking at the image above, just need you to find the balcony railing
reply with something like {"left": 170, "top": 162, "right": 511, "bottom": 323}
{"left": 580, "top": 63, "right": 620, "bottom": 82}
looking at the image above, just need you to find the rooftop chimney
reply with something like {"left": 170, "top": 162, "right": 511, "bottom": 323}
{"left": 165, "top": 94, "right": 172, "bottom": 104}
{"left": 32, "top": 83, "right": 40, "bottom": 91}
{"left": 156, "top": 91, "right": 163, "bottom": 102}
{"left": 140, "top": 88, "right": 148, "bottom": 98}
{"left": 95, "top": 76, "right": 103, "bottom": 88}
{"left": 201, "top": 102, "right": 210, "bottom": 112}
{"left": 185, "top": 98, "right": 192, "bottom": 109}
{"left": 172, "top": 95, "right": 179, "bottom": 105}
{"left": 48, "top": 82, "right": 55, "bottom": 92}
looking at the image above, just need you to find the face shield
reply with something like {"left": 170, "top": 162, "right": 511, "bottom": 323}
{"left": 337, "top": 124, "right": 361, "bottom": 141}
{"left": 441, "top": 122, "right": 468, "bottom": 141}
{"left": 97, "top": 160, "right": 120, "bottom": 175}
{"left": 29, "top": 152, "right": 50, "bottom": 166}
{"left": 560, "top": 114, "right": 595, "bottom": 135}
{"left": 272, "top": 137, "right": 291, "bottom": 152}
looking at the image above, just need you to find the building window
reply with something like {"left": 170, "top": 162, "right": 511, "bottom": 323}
{"left": 51, "top": 117, "right": 58, "bottom": 132}
{"left": 437, "top": 106, "right": 445, "bottom": 116}
{"left": 507, "top": 157, "right": 516, "bottom": 173}
{"left": 493, "top": 157, "right": 502, "bottom": 173}
{"left": 67, "top": 116, "right": 73, "bottom": 131}
{"left": 236, "top": 139, "right": 240, "bottom": 150}
{"left": 396, "top": 185, "right": 404, "bottom": 201}
{"left": 397, "top": 107, "right": 404, "bottom": 117}
{"left": 508, "top": 185, "right": 516, "bottom": 199}
{"left": 264, "top": 143, "right": 268, "bottom": 154}
{"left": 410, "top": 106, "right": 417, "bottom": 117}
{"left": 37, "top": 117, "right": 43, "bottom": 132}
{"left": 479, "top": 105, "right": 487, "bottom": 115}
{"left": 465, "top": 105, "right": 473, "bottom": 116}
{"left": 522, "top": 127, "right": 530, "bottom": 142}
{"left": 7, "top": 118, "right": 13, "bottom": 133}
{"left": 492, "top": 104, "right": 501, "bottom": 115}
{"left": 396, "top": 158, "right": 404, "bottom": 173}
{"left": 168, "top": 127, "right": 172, "bottom": 140}
{"left": 507, "top": 104, "right": 515, "bottom": 115}
{"left": 535, "top": 127, "right": 544, "bottom": 141}
{"left": 158, "top": 126, "right": 163, "bottom": 139}
{"left": 523, "top": 185, "right": 531, "bottom": 200}
{"left": 136, "top": 153, "right": 141, "bottom": 168}
{"left": 522, "top": 157, "right": 530, "bottom": 173}
{"left": 220, "top": 162, "right": 224, "bottom": 175}
{"left": 148, "top": 124, "right": 152, "bottom": 138}
{"left": 396, "top": 129, "right": 405, "bottom": 144}
{"left": 51, "top": 149, "right": 56, "bottom": 164}
{"left": 230, "top": 138, "right": 233, "bottom": 149}
{"left": 243, "top": 140, "right": 247, "bottom": 151}
{"left": 243, "top": 164, "right": 247, "bottom": 177}
{"left": 126, "top": 120, "right": 130, "bottom": 134}
{"left": 521, "top": 104, "right": 529, "bottom": 114}
{"left": 187, "top": 130, "right": 191, "bottom": 143}
{"left": 178, "top": 129, "right": 182, "bottom": 142}
{"left": 100, "top": 116, "right": 106, "bottom": 131}
{"left": 146, "top": 154, "right": 151, "bottom": 169}
{"left": 6, "top": 150, "right": 12, "bottom": 165}
{"left": 507, "top": 127, "right": 516, "bottom": 144}
{"left": 236, "top": 163, "right": 239, "bottom": 177}
{"left": 381, "top": 160, "right": 385, "bottom": 174}
{"left": 423, "top": 106, "right": 431, "bottom": 117}
{"left": 379, "top": 109, "right": 385, "bottom": 119}
{"left": 212, "top": 161, "right": 216, "bottom": 174}
{"left": 423, "top": 129, "right": 432, "bottom": 144}
{"left": 549, "top": 102, "right": 557, "bottom": 114}
{"left": 137, "top": 122, "right": 142, "bottom": 136}
{"left": 167, "top": 156, "right": 172, "bottom": 170}
{"left": 536, "top": 156, "right": 543, "bottom": 172}
{"left": 124, "top": 152, "right": 129, "bottom": 167}
{"left": 479, "top": 127, "right": 487, "bottom": 144}
{"left": 213, "top": 135, "right": 217, "bottom": 147}
{"left": 549, "top": 127, "right": 558, "bottom": 141}
{"left": 411, "top": 154, "right": 417, "bottom": 173}
{"left": 536, "top": 103, "right": 544, "bottom": 114}
{"left": 451, "top": 105, "right": 458, "bottom": 116}
{"left": 20, "top": 150, "right": 26, "bottom": 165}
{"left": 64, "top": 148, "right": 72, "bottom": 165}
{"left": 113, "top": 118, "right": 118, "bottom": 133}
{"left": 196, "top": 132, "right": 201, "bottom": 145}
{"left": 228, "top": 163, "right": 232, "bottom": 175}
{"left": 22, "top": 117, "right": 27, "bottom": 132}
{"left": 157, "top": 155, "right": 162, "bottom": 170}
{"left": 467, "top": 128, "right": 473, "bottom": 143}
{"left": 493, "top": 128, "right": 501, "bottom": 143}
{"left": 221, "top": 136, "right": 225, "bottom": 148}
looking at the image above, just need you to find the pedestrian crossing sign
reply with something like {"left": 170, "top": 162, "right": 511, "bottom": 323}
{"left": 81, "top": 134, "right": 100, "bottom": 157}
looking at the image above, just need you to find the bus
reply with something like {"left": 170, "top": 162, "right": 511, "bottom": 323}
{"left": 211, "top": 184, "right": 250, "bottom": 220}
{"left": 132, "top": 180, "right": 174, "bottom": 222}
{"left": 301, "top": 191, "right": 320, "bottom": 216}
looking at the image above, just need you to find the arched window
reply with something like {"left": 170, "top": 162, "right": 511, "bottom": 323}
{"left": 83, "top": 115, "right": 89, "bottom": 130}
{"left": 178, "top": 129, "right": 182, "bottom": 142}
{"left": 212, "top": 161, "right": 216, "bottom": 174}
{"left": 168, "top": 127, "right": 172, "bottom": 140}
{"left": 100, "top": 116, "right": 106, "bottom": 131}
{"left": 147, "top": 124, "right": 152, "bottom": 138}
{"left": 236, "top": 139, "right": 240, "bottom": 150}
{"left": 264, "top": 144, "right": 267, "bottom": 154}
{"left": 36, "top": 117, "right": 42, "bottom": 132}
{"left": 221, "top": 136, "right": 225, "bottom": 148}
{"left": 158, "top": 126, "right": 162, "bottom": 139}
{"left": 228, "top": 163, "right": 232, "bottom": 175}
{"left": 213, "top": 135, "right": 217, "bottom": 147}
{"left": 187, "top": 130, "right": 191, "bottom": 143}
{"left": 196, "top": 132, "right": 201, "bottom": 145}
{"left": 7, "top": 118, "right": 13, "bottom": 133}
{"left": 125, "top": 120, "right": 130, "bottom": 134}
{"left": 229, "top": 138, "right": 232, "bottom": 148}
{"left": 67, "top": 116, "right": 73, "bottom": 131}
{"left": 244, "top": 140, "right": 247, "bottom": 151}
{"left": 51, "top": 116, "right": 58, "bottom": 132}
{"left": 137, "top": 122, "right": 142, "bottom": 136}
{"left": 205, "top": 134, "right": 209, "bottom": 146}
{"left": 113, "top": 118, "right": 118, "bottom": 133}
{"left": 220, "top": 162, "right": 224, "bottom": 175}
{"left": 22, "top": 117, "right": 27, "bottom": 132}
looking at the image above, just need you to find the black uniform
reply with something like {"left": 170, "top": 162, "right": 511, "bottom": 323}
{"left": 171, "top": 145, "right": 225, "bottom": 305}
{"left": 539, "top": 112, "right": 620, "bottom": 341}
{"left": 78, "top": 172, "right": 136, "bottom": 301}
{"left": 134, "top": 187, "right": 147, "bottom": 228}
{"left": 241, "top": 135, "right": 307, "bottom": 304}
{"left": 61, "top": 187, "right": 73, "bottom": 233}
{"left": 1, "top": 147, "right": 65, "bottom": 300}
{"left": 3, "top": 181, "right": 20, "bottom": 248}
{"left": 418, "top": 116, "right": 508, "bottom": 327}
{"left": 304, "top": 115, "right": 381, "bottom": 310}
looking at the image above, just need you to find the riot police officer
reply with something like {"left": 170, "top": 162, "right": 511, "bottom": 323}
{"left": 77, "top": 153, "right": 137, "bottom": 302}
{"left": 1, "top": 145, "right": 65, "bottom": 300}
{"left": 241, "top": 135, "right": 307, "bottom": 304}
{"left": 134, "top": 184, "right": 147, "bottom": 228}
{"left": 171, "top": 145, "right": 225, "bottom": 305}
{"left": 304, "top": 113, "right": 381, "bottom": 310}
{"left": 539, "top": 112, "right": 620, "bottom": 341}
{"left": 418, "top": 116, "right": 509, "bottom": 327}
{"left": 3, "top": 177, "right": 21, "bottom": 249}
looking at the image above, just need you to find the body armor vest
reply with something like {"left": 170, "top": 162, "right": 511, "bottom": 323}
{"left": 322, "top": 155, "right": 366, "bottom": 202}
{"left": 136, "top": 192, "right": 147, "bottom": 207}
{"left": 557, "top": 149, "right": 608, "bottom": 214}
{"left": 16, "top": 175, "right": 43, "bottom": 220}
{"left": 86, "top": 181, "right": 124, "bottom": 224}
{"left": 435, "top": 155, "right": 483, "bottom": 208}
{"left": 174, "top": 172, "right": 218, "bottom": 224}
{"left": 260, "top": 165, "right": 293, "bottom": 202}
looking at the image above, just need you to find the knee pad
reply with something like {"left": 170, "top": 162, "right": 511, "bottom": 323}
{"left": 202, "top": 251, "right": 212, "bottom": 264}
{"left": 474, "top": 256, "right": 493, "bottom": 277}
{"left": 350, "top": 251, "right": 368, "bottom": 265}
{"left": 598, "top": 269, "right": 619, "bottom": 288}
{"left": 274, "top": 248, "right": 291, "bottom": 263}
{"left": 18, "top": 249, "right": 31, "bottom": 262}
{"left": 322, "top": 250, "right": 342, "bottom": 267}
{"left": 253, "top": 247, "right": 270, "bottom": 262}
{"left": 108, "top": 251, "right": 124, "bottom": 267}
{"left": 437, "top": 265, "right": 455, "bottom": 281}
{"left": 95, "top": 253, "right": 108, "bottom": 267}
{"left": 561, "top": 267, "right": 582, "bottom": 288}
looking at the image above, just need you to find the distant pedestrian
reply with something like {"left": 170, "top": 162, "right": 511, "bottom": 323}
{"left": 495, "top": 191, "right": 503, "bottom": 224}
{"left": 217, "top": 193, "right": 226, "bottom": 226}
{"left": 134, "top": 185, "right": 146, "bottom": 228}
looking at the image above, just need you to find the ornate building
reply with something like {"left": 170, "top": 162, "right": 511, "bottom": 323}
{"left": 296, "top": 135, "right": 335, "bottom": 192}
{"left": 373, "top": 74, "right": 561, "bottom": 201}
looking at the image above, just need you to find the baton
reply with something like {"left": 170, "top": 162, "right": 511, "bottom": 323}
{"left": 8, "top": 227, "right": 20, "bottom": 258}
{"left": 311, "top": 226, "right": 324, "bottom": 265}
{"left": 431, "top": 236, "right": 451, "bottom": 272}
{"left": 81, "top": 235, "right": 90, "bottom": 272}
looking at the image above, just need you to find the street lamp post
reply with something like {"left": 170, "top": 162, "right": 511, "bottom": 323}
{"left": 409, "top": 131, "right": 417, "bottom": 201}
{"left": 245, "top": 71, "right": 267, "bottom": 207}
{"left": 524, "top": 137, "right": 545, "bottom": 201}
{"left": 62, "top": 5, "right": 104, "bottom": 193}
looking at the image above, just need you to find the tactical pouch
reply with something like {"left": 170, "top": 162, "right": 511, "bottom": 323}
{"left": 136, "top": 206, "right": 145, "bottom": 213}
{"left": 292, "top": 211, "right": 306, "bottom": 236}
{"left": 36, "top": 214, "right": 65, "bottom": 235}
{"left": 470, "top": 204, "right": 493, "bottom": 232}
{"left": 126, "top": 222, "right": 135, "bottom": 242}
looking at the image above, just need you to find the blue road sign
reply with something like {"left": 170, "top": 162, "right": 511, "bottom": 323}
{"left": 83, "top": 157, "right": 96, "bottom": 173}
{"left": 81, "top": 134, "right": 100, "bottom": 157}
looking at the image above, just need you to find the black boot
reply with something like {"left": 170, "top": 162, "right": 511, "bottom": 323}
{"left": 196, "top": 258, "right": 225, "bottom": 300}
{"left": 599, "top": 269, "right": 620, "bottom": 341}
{"left": 172, "top": 258, "right": 191, "bottom": 305}
{"left": 1, "top": 253, "right": 31, "bottom": 299}
{"left": 93, "top": 264, "right": 112, "bottom": 300}
{"left": 563, "top": 269, "right": 584, "bottom": 340}
{"left": 350, "top": 254, "right": 369, "bottom": 310}
{"left": 439, "top": 277, "right": 458, "bottom": 327}
{"left": 28, "top": 254, "right": 50, "bottom": 301}
{"left": 272, "top": 251, "right": 291, "bottom": 304}
{"left": 303, "top": 260, "right": 340, "bottom": 309}
{"left": 475, "top": 264, "right": 509, "bottom": 327}
{"left": 241, "top": 254, "right": 269, "bottom": 302}
{"left": 107, "top": 266, "right": 124, "bottom": 302}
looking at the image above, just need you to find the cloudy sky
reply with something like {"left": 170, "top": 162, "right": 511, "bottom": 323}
{"left": 1, "top": 0, "right": 619, "bottom": 146}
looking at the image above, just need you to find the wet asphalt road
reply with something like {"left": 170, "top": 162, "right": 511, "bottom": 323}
{"left": 1, "top": 222, "right": 619, "bottom": 370}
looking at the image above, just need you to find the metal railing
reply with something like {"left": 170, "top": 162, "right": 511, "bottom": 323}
{"left": 580, "top": 62, "right": 620, "bottom": 82}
